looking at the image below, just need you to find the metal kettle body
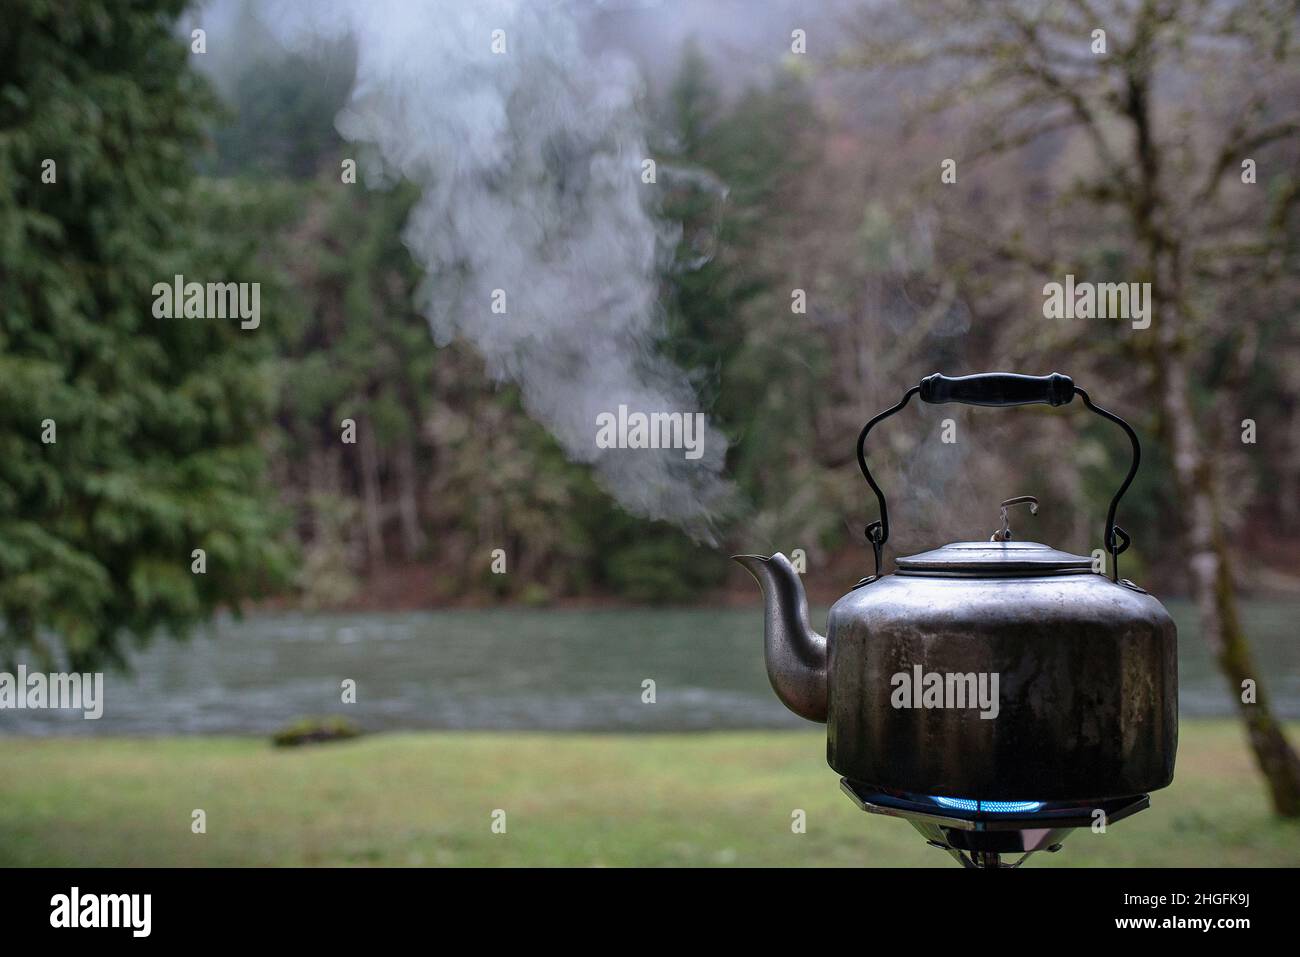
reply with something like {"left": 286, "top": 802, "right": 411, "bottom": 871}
{"left": 824, "top": 549, "right": 1176, "bottom": 800}
{"left": 735, "top": 373, "right": 1178, "bottom": 806}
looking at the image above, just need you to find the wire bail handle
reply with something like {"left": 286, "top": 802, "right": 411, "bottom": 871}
{"left": 855, "top": 373, "right": 1140, "bottom": 584}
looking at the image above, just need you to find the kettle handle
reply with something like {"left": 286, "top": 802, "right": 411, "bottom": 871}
{"left": 919, "top": 372, "right": 1075, "bottom": 407}
{"left": 856, "top": 372, "right": 1140, "bottom": 584}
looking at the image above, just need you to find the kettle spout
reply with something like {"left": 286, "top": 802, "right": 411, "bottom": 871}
{"left": 732, "top": 553, "right": 828, "bottom": 723}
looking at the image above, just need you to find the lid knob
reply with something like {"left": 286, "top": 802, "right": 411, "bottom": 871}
{"left": 991, "top": 496, "right": 1039, "bottom": 542}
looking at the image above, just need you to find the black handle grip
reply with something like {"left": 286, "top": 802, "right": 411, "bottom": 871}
{"left": 919, "top": 372, "right": 1075, "bottom": 407}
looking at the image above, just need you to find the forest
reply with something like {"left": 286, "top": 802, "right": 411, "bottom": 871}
{"left": 3, "top": 0, "right": 1299, "bottom": 814}
{"left": 192, "top": 8, "right": 1299, "bottom": 614}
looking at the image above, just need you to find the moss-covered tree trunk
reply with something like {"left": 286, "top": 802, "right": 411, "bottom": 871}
{"left": 1154, "top": 332, "right": 1300, "bottom": 816}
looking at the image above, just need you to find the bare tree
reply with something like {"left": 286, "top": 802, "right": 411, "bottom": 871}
{"left": 845, "top": 0, "right": 1300, "bottom": 813}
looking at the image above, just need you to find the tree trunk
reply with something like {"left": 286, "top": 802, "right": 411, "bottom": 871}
{"left": 1155, "top": 347, "right": 1300, "bottom": 816}
{"left": 395, "top": 436, "right": 425, "bottom": 561}
{"left": 358, "top": 419, "right": 386, "bottom": 570}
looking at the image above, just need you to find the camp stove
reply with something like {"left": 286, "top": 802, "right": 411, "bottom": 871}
{"left": 735, "top": 373, "right": 1179, "bottom": 868}
{"left": 840, "top": 780, "right": 1150, "bottom": 868}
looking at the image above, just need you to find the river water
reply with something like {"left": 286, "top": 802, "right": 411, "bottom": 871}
{"left": 1, "top": 601, "right": 1296, "bottom": 735}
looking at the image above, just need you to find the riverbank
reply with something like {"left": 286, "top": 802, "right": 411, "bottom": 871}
{"left": 259, "top": 527, "right": 1300, "bottom": 613}
{"left": 1, "top": 720, "right": 1296, "bottom": 867}
{"left": 7, "top": 602, "right": 1297, "bottom": 737}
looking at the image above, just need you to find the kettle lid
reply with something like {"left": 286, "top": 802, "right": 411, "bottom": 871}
{"left": 895, "top": 540, "right": 1094, "bottom": 577}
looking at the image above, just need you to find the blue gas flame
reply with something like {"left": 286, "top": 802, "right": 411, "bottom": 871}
{"left": 933, "top": 796, "right": 1044, "bottom": 814}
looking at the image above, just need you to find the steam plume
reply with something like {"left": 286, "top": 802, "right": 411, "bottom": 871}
{"left": 269, "top": 0, "right": 733, "bottom": 541}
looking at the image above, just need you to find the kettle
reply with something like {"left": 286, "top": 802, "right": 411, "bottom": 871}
{"left": 734, "top": 373, "right": 1178, "bottom": 808}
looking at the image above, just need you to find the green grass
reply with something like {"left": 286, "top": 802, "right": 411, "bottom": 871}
{"left": 1, "top": 719, "right": 1297, "bottom": 866}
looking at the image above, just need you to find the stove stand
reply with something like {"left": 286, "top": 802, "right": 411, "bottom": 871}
{"left": 839, "top": 779, "right": 1150, "bottom": 869}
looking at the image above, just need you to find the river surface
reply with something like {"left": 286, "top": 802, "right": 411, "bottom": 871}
{"left": 1, "top": 601, "right": 1296, "bottom": 735}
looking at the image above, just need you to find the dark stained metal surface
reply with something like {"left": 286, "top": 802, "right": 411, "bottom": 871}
{"left": 826, "top": 568, "right": 1177, "bottom": 800}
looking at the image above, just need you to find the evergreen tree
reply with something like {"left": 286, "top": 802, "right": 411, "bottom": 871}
{"left": 0, "top": 0, "right": 289, "bottom": 668}
{"left": 655, "top": 48, "right": 830, "bottom": 550}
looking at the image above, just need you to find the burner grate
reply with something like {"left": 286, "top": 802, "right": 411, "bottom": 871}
{"left": 840, "top": 779, "right": 1150, "bottom": 868}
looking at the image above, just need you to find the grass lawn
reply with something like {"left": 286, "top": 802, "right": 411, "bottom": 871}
{"left": 0, "top": 719, "right": 1297, "bottom": 867}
